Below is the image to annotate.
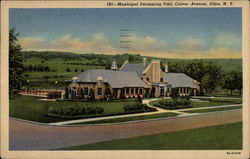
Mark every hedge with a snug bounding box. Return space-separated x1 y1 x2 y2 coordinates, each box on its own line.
48 105 104 117
155 98 192 109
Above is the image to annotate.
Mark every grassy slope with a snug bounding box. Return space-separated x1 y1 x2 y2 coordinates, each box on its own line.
10 96 136 123
71 112 179 125
61 122 242 150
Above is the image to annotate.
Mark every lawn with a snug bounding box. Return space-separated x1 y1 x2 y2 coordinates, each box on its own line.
70 112 179 125
10 96 137 123
149 100 238 110
61 122 242 150
182 106 242 113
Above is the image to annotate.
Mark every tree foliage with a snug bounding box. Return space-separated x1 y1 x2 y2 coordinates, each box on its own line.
89 88 95 100
9 28 24 99
202 62 222 93
222 70 242 95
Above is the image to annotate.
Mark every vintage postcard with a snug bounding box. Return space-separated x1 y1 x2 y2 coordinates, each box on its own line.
1 0 249 159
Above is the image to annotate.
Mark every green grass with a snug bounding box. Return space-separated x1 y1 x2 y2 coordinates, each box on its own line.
70 112 179 125
23 56 106 89
182 106 242 113
10 95 137 123
61 122 242 150
149 100 234 110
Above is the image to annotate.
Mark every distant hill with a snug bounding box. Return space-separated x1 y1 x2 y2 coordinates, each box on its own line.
22 51 242 72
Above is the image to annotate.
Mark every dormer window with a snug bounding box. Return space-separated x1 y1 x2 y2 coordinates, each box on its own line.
160 78 163 82
146 77 150 82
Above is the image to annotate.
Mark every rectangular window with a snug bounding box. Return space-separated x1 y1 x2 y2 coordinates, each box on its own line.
84 87 88 95
97 88 102 96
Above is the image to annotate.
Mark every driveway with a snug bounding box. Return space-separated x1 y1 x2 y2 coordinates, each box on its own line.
9 109 242 150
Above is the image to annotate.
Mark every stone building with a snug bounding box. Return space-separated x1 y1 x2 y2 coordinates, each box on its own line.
65 59 200 99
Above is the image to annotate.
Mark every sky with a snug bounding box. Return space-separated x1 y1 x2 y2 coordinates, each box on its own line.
10 8 242 58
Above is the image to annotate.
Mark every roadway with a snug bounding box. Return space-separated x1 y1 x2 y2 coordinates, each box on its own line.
9 109 242 150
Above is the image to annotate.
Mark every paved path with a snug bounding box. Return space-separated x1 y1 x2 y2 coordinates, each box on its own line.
10 109 242 150
48 97 241 125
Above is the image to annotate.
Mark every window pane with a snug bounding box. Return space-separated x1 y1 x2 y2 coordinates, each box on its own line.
98 88 102 95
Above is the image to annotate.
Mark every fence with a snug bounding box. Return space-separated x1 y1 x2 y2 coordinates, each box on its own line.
21 90 64 97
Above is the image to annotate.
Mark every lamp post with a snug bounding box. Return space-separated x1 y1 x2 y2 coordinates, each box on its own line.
55 81 58 92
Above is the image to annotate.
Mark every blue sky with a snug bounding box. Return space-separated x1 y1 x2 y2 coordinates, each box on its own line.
10 8 242 58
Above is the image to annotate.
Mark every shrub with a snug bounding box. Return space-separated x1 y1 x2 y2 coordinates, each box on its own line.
157 98 192 109
47 105 105 117
136 96 142 103
96 107 104 114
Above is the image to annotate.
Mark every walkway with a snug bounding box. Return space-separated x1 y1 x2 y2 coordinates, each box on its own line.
48 98 241 125
9 109 242 150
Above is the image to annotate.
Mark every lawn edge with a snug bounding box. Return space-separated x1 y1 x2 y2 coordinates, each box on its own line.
10 109 242 127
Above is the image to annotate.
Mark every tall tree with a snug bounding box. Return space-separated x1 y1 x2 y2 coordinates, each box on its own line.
222 70 238 95
181 60 206 95
202 62 222 94
9 28 24 99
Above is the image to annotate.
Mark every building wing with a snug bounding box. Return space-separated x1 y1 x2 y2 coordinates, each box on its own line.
166 73 197 88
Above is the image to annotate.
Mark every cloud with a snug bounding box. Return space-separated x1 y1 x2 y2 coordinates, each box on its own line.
125 35 166 52
19 33 241 58
20 34 118 53
177 38 206 51
213 34 241 51
19 37 46 49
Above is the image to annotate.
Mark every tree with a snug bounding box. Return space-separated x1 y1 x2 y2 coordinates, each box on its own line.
183 60 206 95
89 88 95 100
222 71 238 95
113 88 117 99
236 70 243 95
64 87 69 99
77 88 84 99
202 62 222 94
105 87 111 100
9 28 24 99
105 88 111 96
66 68 71 72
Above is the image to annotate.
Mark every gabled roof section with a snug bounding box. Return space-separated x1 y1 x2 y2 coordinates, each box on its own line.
120 63 144 76
67 69 149 88
166 73 197 88
120 62 151 76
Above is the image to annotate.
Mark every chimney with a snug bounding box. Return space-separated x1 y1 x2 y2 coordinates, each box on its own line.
143 58 147 66
165 64 168 73
111 59 118 70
